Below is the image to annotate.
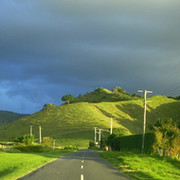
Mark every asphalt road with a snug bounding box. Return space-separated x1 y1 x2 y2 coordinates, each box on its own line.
18 149 131 180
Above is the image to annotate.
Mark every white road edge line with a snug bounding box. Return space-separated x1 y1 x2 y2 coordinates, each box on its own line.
81 174 84 180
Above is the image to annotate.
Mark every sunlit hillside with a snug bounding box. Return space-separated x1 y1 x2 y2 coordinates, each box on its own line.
0 94 179 147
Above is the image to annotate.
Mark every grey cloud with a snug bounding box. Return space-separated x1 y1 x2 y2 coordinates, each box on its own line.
0 0 180 113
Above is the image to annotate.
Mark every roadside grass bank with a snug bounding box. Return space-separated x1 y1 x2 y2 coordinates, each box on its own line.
99 151 180 180
0 149 72 180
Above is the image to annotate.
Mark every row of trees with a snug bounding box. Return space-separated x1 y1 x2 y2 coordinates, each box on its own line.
12 135 78 152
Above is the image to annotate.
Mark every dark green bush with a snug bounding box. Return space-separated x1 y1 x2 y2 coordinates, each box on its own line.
62 94 74 104
14 145 46 152
13 134 35 146
89 141 95 147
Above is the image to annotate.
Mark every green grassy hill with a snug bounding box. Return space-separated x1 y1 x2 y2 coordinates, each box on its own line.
0 110 28 126
0 95 179 147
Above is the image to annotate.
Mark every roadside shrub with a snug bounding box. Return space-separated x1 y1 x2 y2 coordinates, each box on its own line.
64 145 78 150
13 136 24 143
14 145 45 153
5 148 21 153
22 135 35 146
13 134 35 146
100 138 107 149
89 141 95 147
153 124 180 157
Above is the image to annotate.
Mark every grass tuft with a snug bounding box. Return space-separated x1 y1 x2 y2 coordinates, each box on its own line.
99 151 180 180
0 149 71 180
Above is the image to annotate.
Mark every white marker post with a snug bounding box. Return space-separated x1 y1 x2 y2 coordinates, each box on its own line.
94 127 97 144
110 118 113 135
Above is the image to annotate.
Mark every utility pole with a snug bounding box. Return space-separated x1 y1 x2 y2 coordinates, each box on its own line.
98 128 102 142
94 127 97 144
138 90 153 153
39 126 42 144
30 125 33 135
110 118 113 135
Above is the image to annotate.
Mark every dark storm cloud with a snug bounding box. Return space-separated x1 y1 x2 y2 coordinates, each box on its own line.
0 0 180 113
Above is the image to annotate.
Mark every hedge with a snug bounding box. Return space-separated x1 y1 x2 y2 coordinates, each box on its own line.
110 132 155 154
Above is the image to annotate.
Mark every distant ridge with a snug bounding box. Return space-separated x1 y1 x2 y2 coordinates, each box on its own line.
0 110 28 126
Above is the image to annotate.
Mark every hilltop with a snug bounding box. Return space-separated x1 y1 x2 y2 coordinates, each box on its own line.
62 87 143 103
0 110 28 126
0 91 179 147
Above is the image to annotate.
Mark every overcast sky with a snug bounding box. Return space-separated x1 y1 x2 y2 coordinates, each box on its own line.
0 0 180 114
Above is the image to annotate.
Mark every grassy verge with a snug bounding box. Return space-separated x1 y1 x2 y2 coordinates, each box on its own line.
99 151 180 180
0 149 71 180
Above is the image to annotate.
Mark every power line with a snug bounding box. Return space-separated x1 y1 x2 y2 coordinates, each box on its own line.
145 61 180 96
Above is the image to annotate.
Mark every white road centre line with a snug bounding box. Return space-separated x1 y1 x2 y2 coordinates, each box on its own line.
81 174 84 180
81 165 83 169
82 160 84 163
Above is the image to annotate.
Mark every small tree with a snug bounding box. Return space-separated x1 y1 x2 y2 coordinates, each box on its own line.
62 94 74 104
22 134 35 146
42 137 53 148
